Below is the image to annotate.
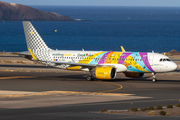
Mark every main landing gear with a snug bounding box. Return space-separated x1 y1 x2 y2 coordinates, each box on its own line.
86 75 94 81
86 68 95 81
152 72 157 82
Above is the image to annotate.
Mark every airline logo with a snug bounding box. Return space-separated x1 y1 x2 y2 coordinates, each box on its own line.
77 53 89 57
64 54 71 56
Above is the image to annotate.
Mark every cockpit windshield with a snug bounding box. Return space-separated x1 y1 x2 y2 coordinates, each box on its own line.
159 58 171 62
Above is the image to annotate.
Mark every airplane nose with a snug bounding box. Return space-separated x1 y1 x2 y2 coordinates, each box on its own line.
170 62 178 71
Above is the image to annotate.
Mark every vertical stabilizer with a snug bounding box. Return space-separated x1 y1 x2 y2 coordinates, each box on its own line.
22 21 51 61
23 21 50 51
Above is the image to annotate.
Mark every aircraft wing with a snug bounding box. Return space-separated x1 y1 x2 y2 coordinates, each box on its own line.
50 61 97 68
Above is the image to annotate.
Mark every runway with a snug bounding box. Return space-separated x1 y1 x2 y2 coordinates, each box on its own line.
0 66 180 119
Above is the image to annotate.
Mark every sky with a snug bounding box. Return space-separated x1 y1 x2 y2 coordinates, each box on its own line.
2 0 180 7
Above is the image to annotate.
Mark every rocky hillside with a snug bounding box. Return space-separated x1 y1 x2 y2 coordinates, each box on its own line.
0 1 74 21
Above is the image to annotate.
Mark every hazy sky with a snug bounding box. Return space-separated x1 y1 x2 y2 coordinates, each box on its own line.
2 0 180 6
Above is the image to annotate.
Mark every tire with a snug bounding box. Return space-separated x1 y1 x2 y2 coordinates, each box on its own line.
152 78 157 82
86 76 92 81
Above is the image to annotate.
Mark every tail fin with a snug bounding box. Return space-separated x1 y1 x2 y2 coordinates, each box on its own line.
22 21 51 61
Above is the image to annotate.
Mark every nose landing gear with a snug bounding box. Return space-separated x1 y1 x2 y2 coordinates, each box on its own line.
152 73 157 82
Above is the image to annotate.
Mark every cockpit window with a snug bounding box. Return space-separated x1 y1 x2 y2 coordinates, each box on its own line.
159 58 171 62
166 59 171 61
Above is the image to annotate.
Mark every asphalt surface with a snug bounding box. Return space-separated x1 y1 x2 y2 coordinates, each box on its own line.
0 64 180 120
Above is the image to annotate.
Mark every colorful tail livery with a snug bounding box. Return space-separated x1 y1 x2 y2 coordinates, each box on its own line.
22 21 177 82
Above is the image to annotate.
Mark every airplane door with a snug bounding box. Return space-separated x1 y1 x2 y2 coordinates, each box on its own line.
149 55 154 66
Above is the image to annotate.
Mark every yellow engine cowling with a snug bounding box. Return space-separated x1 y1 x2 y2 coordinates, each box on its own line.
124 72 144 78
95 66 116 80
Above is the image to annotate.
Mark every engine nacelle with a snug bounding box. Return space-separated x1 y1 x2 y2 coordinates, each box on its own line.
124 72 144 78
95 66 116 80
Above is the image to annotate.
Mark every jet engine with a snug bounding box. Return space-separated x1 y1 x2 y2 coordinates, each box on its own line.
124 72 144 78
95 66 116 80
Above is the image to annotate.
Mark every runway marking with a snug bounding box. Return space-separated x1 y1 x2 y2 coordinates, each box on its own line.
96 82 123 93
0 76 37 80
117 87 180 92
0 76 124 93
0 90 134 98
0 77 125 97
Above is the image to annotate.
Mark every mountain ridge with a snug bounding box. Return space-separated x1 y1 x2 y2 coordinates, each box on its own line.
0 1 75 21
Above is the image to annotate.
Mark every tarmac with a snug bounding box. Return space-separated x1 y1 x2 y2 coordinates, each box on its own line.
0 54 180 119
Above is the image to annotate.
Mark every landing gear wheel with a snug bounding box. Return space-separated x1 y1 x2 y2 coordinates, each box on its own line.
152 72 157 82
152 78 157 82
86 75 94 81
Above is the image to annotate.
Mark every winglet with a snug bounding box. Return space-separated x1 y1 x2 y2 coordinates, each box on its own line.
28 48 37 60
121 46 126 52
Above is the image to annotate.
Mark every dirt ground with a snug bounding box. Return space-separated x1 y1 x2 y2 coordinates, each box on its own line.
104 107 180 116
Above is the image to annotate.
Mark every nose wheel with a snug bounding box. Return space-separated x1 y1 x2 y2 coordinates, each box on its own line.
152 73 157 82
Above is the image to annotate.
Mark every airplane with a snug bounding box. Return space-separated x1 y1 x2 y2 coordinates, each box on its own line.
22 21 178 82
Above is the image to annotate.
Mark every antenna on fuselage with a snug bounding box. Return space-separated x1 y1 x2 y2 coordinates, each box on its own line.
152 50 154 53
121 46 126 52
82 48 84 51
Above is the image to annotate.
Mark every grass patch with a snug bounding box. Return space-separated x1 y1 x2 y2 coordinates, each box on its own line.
3 60 12 63
140 107 149 111
130 107 138 112
149 106 154 110
100 109 107 113
155 105 162 110
17 61 24 64
175 103 180 107
167 104 173 108
148 111 155 115
159 111 167 116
